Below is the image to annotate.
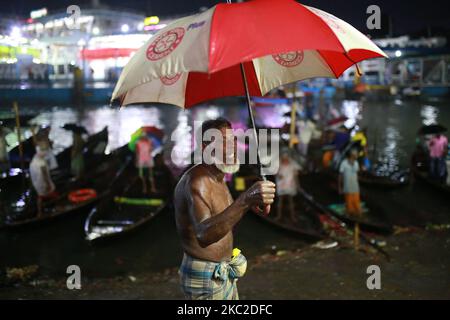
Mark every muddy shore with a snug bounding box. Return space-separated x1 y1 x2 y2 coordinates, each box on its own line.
2 228 449 300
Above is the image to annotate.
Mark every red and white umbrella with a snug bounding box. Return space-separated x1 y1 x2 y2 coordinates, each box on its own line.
112 0 386 108
112 0 386 177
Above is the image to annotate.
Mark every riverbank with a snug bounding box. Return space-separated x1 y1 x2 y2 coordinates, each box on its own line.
2 228 449 300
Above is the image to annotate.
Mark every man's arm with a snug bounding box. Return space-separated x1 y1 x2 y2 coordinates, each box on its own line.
188 178 275 248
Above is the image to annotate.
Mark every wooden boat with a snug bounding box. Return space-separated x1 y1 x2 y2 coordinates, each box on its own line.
411 153 450 194
357 170 410 189
299 173 394 235
325 201 393 234
8 126 108 170
254 195 328 241
230 172 327 241
0 146 125 229
84 161 172 242
1 127 108 191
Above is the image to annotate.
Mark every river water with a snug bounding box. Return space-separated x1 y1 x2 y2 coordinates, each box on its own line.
1 97 449 278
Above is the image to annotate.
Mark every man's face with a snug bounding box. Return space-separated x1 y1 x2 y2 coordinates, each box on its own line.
206 125 239 174
219 126 237 166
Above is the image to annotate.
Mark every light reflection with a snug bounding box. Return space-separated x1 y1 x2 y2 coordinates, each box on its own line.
420 105 439 126
170 111 192 173
375 125 402 176
341 100 361 129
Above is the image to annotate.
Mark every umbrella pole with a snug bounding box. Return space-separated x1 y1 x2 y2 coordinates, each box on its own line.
289 85 298 149
239 63 266 181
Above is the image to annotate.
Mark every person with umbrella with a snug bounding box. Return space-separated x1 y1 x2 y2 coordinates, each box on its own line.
63 124 88 180
110 0 386 299
135 132 156 194
428 132 448 183
174 118 276 300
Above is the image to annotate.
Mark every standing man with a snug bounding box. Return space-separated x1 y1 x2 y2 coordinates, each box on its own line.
275 150 301 222
338 149 361 248
428 133 448 183
174 118 276 300
297 117 320 158
30 147 58 217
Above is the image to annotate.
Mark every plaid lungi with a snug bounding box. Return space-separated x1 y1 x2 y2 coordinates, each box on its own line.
179 251 247 300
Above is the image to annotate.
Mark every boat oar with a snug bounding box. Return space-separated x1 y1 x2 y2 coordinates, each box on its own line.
13 102 25 172
298 187 391 261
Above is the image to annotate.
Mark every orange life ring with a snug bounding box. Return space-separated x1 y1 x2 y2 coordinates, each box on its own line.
68 189 97 203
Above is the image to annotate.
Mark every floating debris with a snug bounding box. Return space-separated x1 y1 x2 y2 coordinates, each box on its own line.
312 240 339 250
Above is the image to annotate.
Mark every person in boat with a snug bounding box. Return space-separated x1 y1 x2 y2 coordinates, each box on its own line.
174 118 276 300
135 133 156 194
0 126 10 173
326 125 350 169
33 126 58 171
321 129 336 169
71 131 85 180
30 146 58 217
351 128 370 171
275 150 301 222
338 148 361 216
428 133 449 183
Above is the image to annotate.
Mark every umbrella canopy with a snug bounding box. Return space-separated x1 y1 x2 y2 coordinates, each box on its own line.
112 0 386 107
62 124 88 134
128 126 164 152
418 124 447 135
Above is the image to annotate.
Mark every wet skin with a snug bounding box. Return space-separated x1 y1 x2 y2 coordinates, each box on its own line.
174 126 276 262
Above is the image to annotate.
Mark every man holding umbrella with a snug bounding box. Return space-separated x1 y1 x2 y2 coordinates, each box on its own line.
428 133 448 183
110 0 387 300
174 118 276 300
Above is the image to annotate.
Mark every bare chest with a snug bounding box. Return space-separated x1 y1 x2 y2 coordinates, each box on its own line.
209 182 234 215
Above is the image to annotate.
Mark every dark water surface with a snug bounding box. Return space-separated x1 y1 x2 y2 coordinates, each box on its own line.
1 98 449 277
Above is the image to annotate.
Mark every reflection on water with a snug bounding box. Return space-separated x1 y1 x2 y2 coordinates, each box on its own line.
375 125 402 176
4 98 450 176
420 105 439 126
341 100 362 129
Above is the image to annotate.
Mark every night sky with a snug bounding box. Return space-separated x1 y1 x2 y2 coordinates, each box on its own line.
4 0 450 37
